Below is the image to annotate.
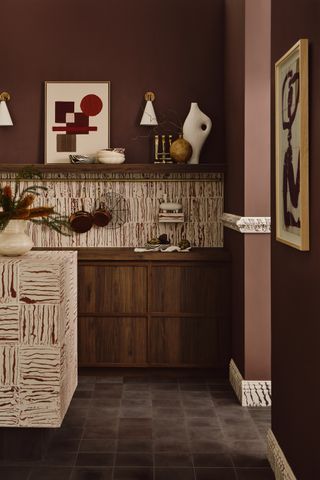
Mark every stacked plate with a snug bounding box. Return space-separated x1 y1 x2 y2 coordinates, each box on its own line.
97 148 125 164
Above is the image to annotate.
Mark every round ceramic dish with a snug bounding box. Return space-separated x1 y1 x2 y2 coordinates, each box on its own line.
97 156 125 164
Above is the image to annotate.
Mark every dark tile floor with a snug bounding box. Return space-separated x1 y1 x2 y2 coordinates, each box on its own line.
0 374 274 480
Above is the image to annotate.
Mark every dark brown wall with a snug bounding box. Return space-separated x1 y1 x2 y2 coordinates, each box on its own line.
0 0 224 164
271 0 320 477
224 0 245 374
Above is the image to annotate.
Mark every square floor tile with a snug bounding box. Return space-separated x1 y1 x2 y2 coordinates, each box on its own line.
96 377 123 384
54 427 84 441
191 439 229 453
195 468 237 479
236 468 275 479
192 453 233 467
113 467 153 480
75 453 114 467
154 453 193 467
118 419 152 439
0 466 32 480
71 467 112 479
154 467 195 480
120 408 153 419
115 453 153 467
117 439 153 453
83 427 118 440
184 408 215 418
153 407 185 418
154 438 190 453
29 467 72 480
229 441 269 468
49 438 81 453
42 452 78 467
79 439 117 453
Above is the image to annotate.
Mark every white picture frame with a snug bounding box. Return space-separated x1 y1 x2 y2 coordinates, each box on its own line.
45 81 110 164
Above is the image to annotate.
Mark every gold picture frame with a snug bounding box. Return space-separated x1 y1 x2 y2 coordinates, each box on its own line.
275 39 309 250
45 81 110 164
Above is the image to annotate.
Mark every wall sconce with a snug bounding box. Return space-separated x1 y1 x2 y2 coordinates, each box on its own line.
140 91 158 126
0 92 13 126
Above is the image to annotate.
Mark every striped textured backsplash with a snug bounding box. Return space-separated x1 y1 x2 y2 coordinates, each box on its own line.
0 171 224 248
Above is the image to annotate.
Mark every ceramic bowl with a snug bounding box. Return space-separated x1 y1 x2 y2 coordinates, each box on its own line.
97 156 125 164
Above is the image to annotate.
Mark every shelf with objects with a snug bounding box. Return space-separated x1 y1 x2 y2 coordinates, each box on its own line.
0 163 226 174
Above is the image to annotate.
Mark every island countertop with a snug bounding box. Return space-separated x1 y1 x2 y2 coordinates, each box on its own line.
33 247 231 262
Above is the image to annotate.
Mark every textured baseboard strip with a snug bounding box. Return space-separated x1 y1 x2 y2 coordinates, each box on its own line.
229 359 243 403
229 359 271 407
267 430 297 480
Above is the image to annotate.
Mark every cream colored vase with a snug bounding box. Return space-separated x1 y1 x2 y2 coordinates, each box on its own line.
183 102 212 164
0 220 33 256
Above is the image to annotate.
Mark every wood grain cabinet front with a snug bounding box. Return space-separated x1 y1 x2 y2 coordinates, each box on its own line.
78 316 147 366
78 256 231 368
78 264 148 314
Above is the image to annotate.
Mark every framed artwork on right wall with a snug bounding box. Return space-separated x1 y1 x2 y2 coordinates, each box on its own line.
275 39 309 251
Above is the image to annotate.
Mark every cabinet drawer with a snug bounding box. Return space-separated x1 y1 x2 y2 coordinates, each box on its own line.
150 265 229 315
79 316 147 366
148 316 219 366
78 264 147 314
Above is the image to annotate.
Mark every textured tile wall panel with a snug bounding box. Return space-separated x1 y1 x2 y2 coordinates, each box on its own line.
0 251 77 427
20 305 59 346
0 387 19 426
0 305 19 342
1 172 224 248
0 346 18 386
19 264 61 304
0 262 18 304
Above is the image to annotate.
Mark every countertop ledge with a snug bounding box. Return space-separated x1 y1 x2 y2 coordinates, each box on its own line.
33 247 231 262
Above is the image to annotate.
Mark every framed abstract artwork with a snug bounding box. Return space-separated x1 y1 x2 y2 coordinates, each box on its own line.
45 81 110 163
275 39 309 251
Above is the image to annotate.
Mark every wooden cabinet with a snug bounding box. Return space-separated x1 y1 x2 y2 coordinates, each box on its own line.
78 249 231 368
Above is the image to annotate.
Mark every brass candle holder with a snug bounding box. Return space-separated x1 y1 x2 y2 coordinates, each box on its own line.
154 134 174 163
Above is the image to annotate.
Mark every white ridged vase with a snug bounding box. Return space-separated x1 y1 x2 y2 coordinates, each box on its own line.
183 102 212 164
0 220 33 256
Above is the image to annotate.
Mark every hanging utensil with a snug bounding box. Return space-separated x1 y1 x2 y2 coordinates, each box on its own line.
69 199 93 233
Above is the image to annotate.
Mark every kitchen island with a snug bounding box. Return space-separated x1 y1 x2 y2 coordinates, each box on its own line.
0 251 77 428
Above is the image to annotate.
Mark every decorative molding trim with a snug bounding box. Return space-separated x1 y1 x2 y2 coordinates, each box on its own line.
221 213 271 233
229 359 272 407
267 430 297 480
229 358 243 404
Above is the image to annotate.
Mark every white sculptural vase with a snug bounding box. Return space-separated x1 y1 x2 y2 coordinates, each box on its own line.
183 102 212 164
0 220 34 256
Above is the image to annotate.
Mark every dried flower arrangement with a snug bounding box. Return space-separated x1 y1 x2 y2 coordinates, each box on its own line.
0 169 70 235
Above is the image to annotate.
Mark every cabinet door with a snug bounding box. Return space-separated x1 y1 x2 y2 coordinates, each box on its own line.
79 316 147 366
78 264 147 314
150 264 229 315
149 316 219 366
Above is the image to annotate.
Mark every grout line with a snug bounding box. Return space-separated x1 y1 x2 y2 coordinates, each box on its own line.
179 380 197 480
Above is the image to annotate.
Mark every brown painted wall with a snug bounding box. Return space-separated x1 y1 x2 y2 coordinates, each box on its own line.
224 0 245 374
0 0 224 164
244 0 271 380
271 0 320 477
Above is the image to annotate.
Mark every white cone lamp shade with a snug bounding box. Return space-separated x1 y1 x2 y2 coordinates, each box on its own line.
140 92 158 126
0 92 13 126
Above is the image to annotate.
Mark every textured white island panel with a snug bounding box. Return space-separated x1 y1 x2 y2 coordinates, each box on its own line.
0 251 77 428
